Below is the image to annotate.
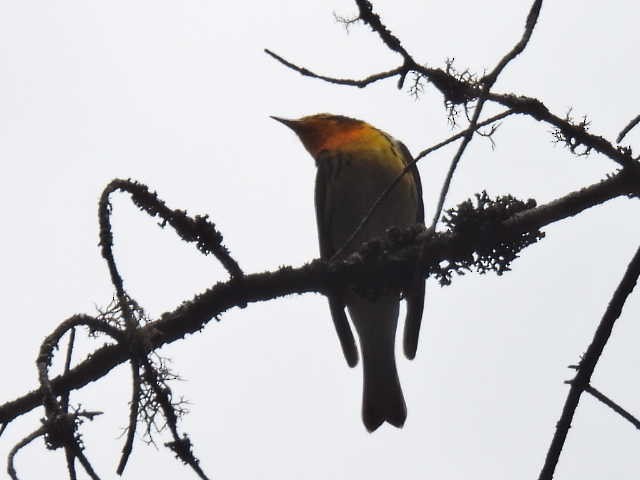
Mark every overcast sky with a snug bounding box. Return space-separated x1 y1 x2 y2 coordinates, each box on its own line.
2 1 640 479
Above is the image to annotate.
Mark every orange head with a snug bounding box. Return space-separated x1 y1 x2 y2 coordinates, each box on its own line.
271 113 386 158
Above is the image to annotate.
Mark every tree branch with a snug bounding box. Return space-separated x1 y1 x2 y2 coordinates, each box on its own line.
538 243 640 480
267 0 637 170
584 384 640 430
1 170 637 426
264 49 403 88
617 113 640 143
7 426 47 480
482 0 543 86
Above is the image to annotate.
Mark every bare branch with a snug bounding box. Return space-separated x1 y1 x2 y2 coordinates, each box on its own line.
538 243 640 480
7 426 46 480
140 357 210 479
584 384 640 430
269 0 547 233
268 47 638 169
61 327 79 480
617 114 640 143
69 439 101 480
431 0 543 228
353 0 412 61
429 96 487 228
1 171 637 429
501 174 637 231
37 316 124 422
268 0 637 170
7 411 103 480
415 110 513 160
35 316 120 479
100 179 243 282
60 327 76 413
64 447 77 480
482 0 543 85
98 179 238 474
97 181 225 473
264 49 403 88
116 361 141 475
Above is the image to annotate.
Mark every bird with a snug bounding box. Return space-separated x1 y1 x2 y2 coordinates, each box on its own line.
272 113 425 432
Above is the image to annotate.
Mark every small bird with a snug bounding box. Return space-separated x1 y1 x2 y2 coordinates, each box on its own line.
272 113 425 432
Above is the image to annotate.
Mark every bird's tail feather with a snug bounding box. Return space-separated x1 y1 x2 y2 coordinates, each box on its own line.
348 294 406 432
360 340 406 432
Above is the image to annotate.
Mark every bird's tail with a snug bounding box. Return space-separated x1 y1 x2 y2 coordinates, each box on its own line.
348 294 406 432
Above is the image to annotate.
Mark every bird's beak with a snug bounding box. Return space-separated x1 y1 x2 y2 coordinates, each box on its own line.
270 116 299 130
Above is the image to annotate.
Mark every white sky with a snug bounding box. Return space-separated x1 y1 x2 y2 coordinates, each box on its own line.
1 1 640 479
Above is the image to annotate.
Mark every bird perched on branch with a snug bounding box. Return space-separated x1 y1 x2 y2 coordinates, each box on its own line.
272 113 425 432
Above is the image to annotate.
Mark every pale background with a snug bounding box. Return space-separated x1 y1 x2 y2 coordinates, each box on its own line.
1 1 640 478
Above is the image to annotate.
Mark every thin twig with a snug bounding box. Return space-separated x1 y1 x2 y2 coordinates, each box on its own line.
116 360 141 475
65 447 77 480
264 49 403 88
37 316 125 418
415 110 514 160
584 384 640 430
100 180 243 280
7 426 47 480
353 0 412 60
429 96 487 228
538 243 640 480
617 114 640 143
431 0 544 229
491 92 637 167
98 183 138 336
60 327 76 412
61 327 78 480
140 358 210 480
71 443 102 480
482 0 543 86
99 182 145 474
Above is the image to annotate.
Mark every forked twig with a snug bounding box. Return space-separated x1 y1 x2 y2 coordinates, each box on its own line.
430 0 543 228
538 244 640 480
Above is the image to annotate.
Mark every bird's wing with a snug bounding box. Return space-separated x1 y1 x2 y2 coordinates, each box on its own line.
396 140 425 224
395 140 426 360
315 155 359 367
